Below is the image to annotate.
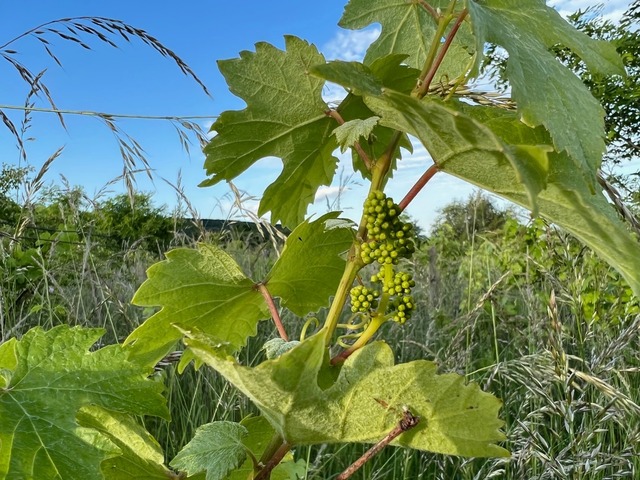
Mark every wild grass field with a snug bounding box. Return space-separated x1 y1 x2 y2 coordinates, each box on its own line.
2 183 638 479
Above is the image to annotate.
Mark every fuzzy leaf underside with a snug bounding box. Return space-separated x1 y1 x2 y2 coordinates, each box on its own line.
312 62 550 215
467 0 626 189
0 326 168 480
266 213 354 315
201 36 339 228
125 244 269 368
226 416 306 480
339 0 474 80
333 116 380 153
170 422 248 480
366 90 640 297
76 406 175 479
184 329 507 458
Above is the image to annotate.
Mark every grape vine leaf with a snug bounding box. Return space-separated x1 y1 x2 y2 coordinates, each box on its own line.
339 0 474 79
0 325 168 480
333 116 380 153
312 62 550 216
467 0 626 189
76 406 177 479
226 416 305 480
125 244 269 367
169 422 248 480
363 89 640 296
0 338 17 389
182 329 508 458
201 36 338 228
266 212 354 315
127 214 353 367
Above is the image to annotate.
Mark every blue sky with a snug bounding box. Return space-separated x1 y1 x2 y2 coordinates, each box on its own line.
0 0 633 231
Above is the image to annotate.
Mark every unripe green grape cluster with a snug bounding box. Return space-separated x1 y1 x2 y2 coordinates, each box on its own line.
370 267 416 324
360 191 415 265
389 294 415 324
349 285 379 313
371 269 415 296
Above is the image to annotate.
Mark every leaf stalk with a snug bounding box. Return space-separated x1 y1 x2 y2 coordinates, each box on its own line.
398 163 439 212
256 283 289 341
336 407 420 479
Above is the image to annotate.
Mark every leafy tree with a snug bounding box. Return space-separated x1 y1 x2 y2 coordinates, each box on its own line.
95 193 176 252
562 2 640 167
0 163 30 225
429 192 511 245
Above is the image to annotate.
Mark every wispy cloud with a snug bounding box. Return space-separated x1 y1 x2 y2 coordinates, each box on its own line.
320 27 381 104
322 27 380 62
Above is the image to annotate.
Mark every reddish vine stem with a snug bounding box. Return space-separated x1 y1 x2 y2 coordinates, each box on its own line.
256 283 289 341
398 163 439 212
336 409 420 480
417 8 469 98
254 441 291 480
419 0 440 21
326 109 373 170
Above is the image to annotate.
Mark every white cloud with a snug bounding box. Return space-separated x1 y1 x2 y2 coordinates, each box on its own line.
320 27 382 104
322 27 380 62
315 185 345 201
548 0 631 21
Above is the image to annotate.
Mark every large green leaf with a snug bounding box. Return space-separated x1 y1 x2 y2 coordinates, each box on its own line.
266 213 354 316
183 329 507 458
126 214 355 367
0 326 168 480
312 61 550 215
467 0 626 188
125 244 269 367
76 406 177 479
364 90 640 296
340 0 473 79
201 36 338 228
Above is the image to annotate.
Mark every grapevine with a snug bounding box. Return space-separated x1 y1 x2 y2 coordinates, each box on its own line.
2 0 635 478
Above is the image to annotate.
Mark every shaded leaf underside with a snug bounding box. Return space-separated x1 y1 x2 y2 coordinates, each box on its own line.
467 0 626 189
184 329 507 458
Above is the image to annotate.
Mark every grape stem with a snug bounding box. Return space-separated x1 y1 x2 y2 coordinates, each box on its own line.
398 163 439 212
336 407 420 479
256 283 288 341
415 8 469 99
418 0 440 21
323 254 363 342
254 440 291 480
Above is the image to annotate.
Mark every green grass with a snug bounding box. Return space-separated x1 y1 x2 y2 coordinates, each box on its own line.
2 200 639 479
